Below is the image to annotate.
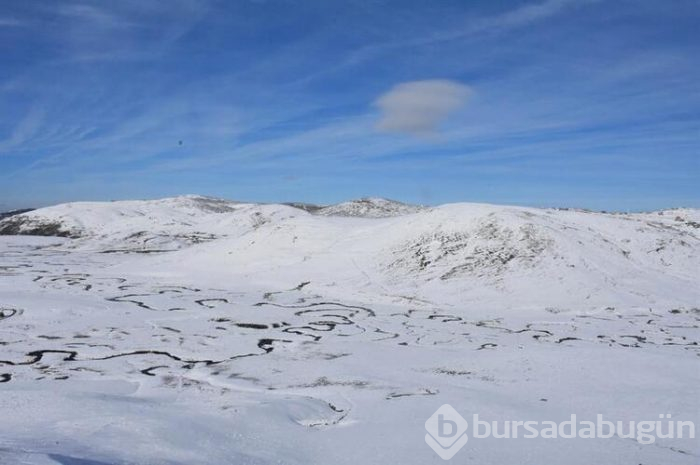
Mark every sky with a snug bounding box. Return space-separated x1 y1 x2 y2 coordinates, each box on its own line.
0 0 698 211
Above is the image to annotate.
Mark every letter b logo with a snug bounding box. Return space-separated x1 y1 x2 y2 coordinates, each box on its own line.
438 414 458 438
425 405 468 460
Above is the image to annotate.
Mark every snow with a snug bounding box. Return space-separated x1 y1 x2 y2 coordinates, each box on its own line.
314 197 426 217
0 197 698 464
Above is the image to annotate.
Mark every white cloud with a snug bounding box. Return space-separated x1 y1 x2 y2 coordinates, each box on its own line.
374 80 471 136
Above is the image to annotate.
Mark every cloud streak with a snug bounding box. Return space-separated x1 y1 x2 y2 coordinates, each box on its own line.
0 18 23 27
0 106 46 154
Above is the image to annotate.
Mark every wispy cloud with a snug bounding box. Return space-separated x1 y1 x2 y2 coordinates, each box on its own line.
298 0 595 85
57 4 136 28
470 0 592 34
29 0 210 62
0 106 46 154
410 0 598 48
0 17 23 27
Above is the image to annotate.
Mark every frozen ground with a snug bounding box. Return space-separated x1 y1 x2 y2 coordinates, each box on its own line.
0 197 698 464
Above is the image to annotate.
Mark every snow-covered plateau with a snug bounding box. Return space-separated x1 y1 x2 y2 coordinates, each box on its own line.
0 196 698 464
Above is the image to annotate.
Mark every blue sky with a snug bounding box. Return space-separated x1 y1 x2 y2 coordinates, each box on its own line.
0 0 698 211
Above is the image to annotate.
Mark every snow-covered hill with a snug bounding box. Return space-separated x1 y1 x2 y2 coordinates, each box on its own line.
0 195 301 251
1 196 698 309
0 196 423 247
1 196 699 464
0 208 34 221
314 197 426 217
